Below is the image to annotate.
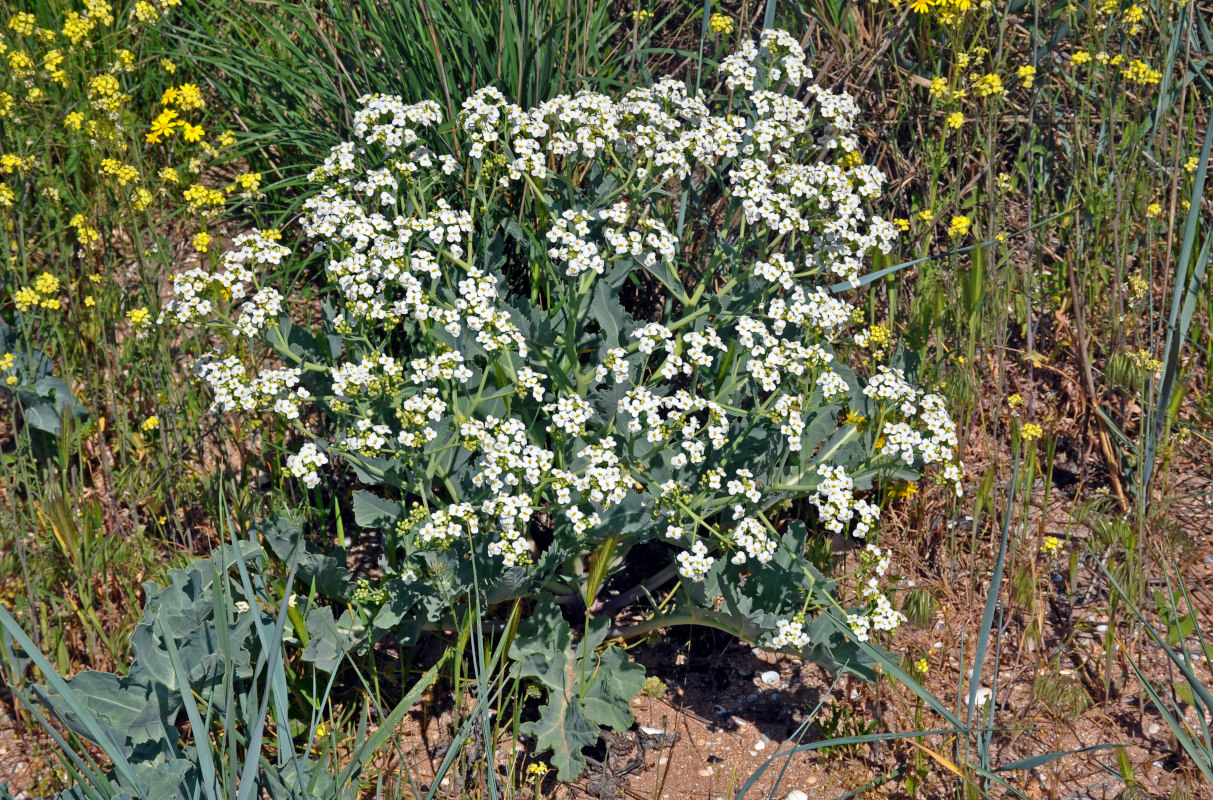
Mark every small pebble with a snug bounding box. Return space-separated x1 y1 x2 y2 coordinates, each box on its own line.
964 686 993 707
754 741 766 751
1147 723 1161 735
761 670 781 686
786 791 809 800
698 768 714 777
752 647 764 657
1096 624 1108 633
769 692 780 701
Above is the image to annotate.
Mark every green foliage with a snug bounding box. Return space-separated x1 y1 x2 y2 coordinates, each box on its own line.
510 598 645 780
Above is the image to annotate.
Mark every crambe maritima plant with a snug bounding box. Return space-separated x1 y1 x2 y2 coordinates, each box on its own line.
167 29 963 777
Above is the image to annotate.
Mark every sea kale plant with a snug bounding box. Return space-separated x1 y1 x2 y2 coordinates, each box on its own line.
167 28 962 774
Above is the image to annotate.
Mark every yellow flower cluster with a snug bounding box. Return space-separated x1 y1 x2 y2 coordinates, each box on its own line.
1122 59 1161 86
101 158 141 186
183 183 224 215
70 213 101 247
947 215 971 238
1020 423 1043 442
709 13 734 34
894 0 977 25
971 73 1004 98
12 271 62 312
227 172 262 197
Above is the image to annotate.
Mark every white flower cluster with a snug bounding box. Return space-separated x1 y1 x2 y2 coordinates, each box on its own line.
729 516 776 565
287 443 329 489
771 618 811 649
172 30 965 655
810 464 881 538
159 231 288 328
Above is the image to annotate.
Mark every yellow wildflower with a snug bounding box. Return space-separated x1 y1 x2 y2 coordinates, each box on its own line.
972 73 1004 97
893 218 910 231
161 58 176 74
1041 536 1062 554
33 272 60 295
1017 65 1036 88
132 1 159 23
65 111 85 130
1183 156 1199 173
709 13 734 34
917 209 935 223
127 306 151 328
84 296 96 307
173 83 205 110
182 122 205 143
193 231 212 252
0 185 13 208
14 287 39 311
1071 51 1091 66
946 111 964 129
133 188 153 212
141 416 160 432
1146 202 1162 218
216 130 237 148
8 13 37 36
947 215 971 237
1008 393 1023 408
1122 59 1161 85
1020 423 1043 442
159 167 179 183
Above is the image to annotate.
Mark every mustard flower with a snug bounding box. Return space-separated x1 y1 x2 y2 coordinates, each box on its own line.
65 111 85 130
8 12 37 36
33 272 60 295
1020 423 1043 442
133 188 154 212
141 415 160 432
1122 59 1161 85
1041 536 1062 554
0 93 13 117
928 78 949 99
709 13 734 34
193 231 212 252
161 58 176 73
174 83 205 109
946 111 964 129
917 209 935 223
133 1 159 23
893 218 910 231
13 287 39 311
972 73 1004 97
915 657 929 674
1183 156 1199 173
159 166 179 183
127 306 151 328
947 215 971 237
84 296 96 308
1071 51 1091 66
1017 65 1036 88
1146 202 1162 218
